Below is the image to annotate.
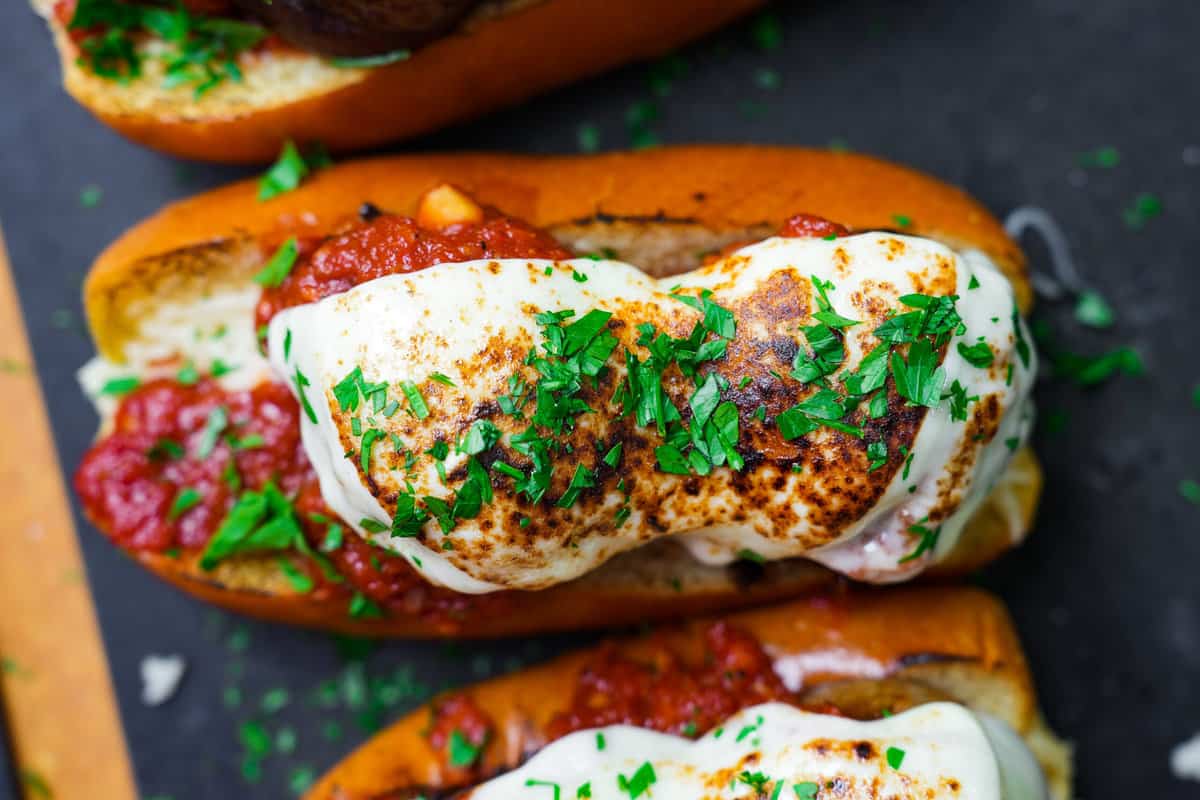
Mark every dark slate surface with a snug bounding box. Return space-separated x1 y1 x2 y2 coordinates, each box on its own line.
2 1 1198 797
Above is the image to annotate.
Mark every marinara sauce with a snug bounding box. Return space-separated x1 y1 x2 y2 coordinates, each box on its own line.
255 211 571 328
545 622 794 739
425 621 806 774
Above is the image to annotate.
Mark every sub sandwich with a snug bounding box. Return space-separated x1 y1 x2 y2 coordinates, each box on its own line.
306 586 1070 799
31 0 761 162
74 146 1042 636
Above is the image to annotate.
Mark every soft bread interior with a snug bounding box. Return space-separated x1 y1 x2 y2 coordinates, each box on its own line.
82 215 1041 608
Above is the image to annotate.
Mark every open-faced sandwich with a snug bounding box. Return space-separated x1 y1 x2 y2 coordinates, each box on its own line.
75 146 1041 637
30 0 762 161
307 586 1070 799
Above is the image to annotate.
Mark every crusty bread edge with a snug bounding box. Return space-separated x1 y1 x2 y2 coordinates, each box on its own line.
87 147 1031 360
34 0 764 162
78 146 1042 637
305 586 1071 800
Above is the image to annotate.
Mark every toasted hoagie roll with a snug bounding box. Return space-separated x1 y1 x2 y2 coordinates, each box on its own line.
30 0 762 162
307 586 1071 799
75 147 1042 636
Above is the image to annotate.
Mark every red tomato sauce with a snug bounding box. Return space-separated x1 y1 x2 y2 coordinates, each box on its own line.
779 213 850 239
545 622 794 740
74 379 521 621
426 694 494 779
426 622 810 774
255 212 571 328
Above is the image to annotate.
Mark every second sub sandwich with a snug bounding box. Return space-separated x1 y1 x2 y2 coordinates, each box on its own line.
75 146 1041 636
307 586 1070 799
32 0 762 161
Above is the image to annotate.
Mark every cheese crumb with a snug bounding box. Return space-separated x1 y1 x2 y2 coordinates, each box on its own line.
1170 732 1200 782
140 654 186 706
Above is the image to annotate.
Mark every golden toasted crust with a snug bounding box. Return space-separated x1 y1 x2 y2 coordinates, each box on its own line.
79 147 1041 637
136 543 839 637
305 586 1071 800
35 0 763 163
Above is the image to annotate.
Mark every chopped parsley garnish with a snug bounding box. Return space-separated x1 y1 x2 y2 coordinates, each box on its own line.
211 358 236 377
602 442 623 468
886 745 906 769
360 428 384 473
292 367 318 424
167 487 202 520
1123 192 1163 229
736 548 766 564
525 779 562 800
617 761 657 799
67 0 266 96
867 440 888 471
253 237 299 287
1074 289 1115 328
277 557 314 593
738 771 771 793
460 420 501 455
399 380 430 419
1051 345 1142 386
793 782 819 800
577 123 601 154
320 522 344 552
348 592 383 619
175 361 200 385
200 482 307 570
147 437 184 461
556 464 596 508
945 380 979 422
196 405 228 458
809 275 859 329
957 340 995 368
750 11 782 51
655 444 690 475
891 340 946 408
258 140 330 201
610 291 741 476
1077 146 1120 168
99 376 140 396
899 522 941 563
447 729 484 767
80 184 103 208
359 518 388 534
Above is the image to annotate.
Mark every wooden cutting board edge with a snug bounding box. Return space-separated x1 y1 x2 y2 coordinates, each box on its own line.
0 225 137 799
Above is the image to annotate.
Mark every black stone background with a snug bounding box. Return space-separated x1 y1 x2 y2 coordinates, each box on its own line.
1 1 1198 797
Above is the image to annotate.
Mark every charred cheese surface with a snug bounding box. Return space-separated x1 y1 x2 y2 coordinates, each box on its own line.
267 233 1035 593
463 702 1049 800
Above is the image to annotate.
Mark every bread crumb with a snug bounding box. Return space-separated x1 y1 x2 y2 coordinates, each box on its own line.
1170 732 1200 782
140 654 186 706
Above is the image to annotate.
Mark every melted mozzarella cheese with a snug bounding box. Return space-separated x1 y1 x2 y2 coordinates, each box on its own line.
267 233 1035 593
465 702 1048 800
